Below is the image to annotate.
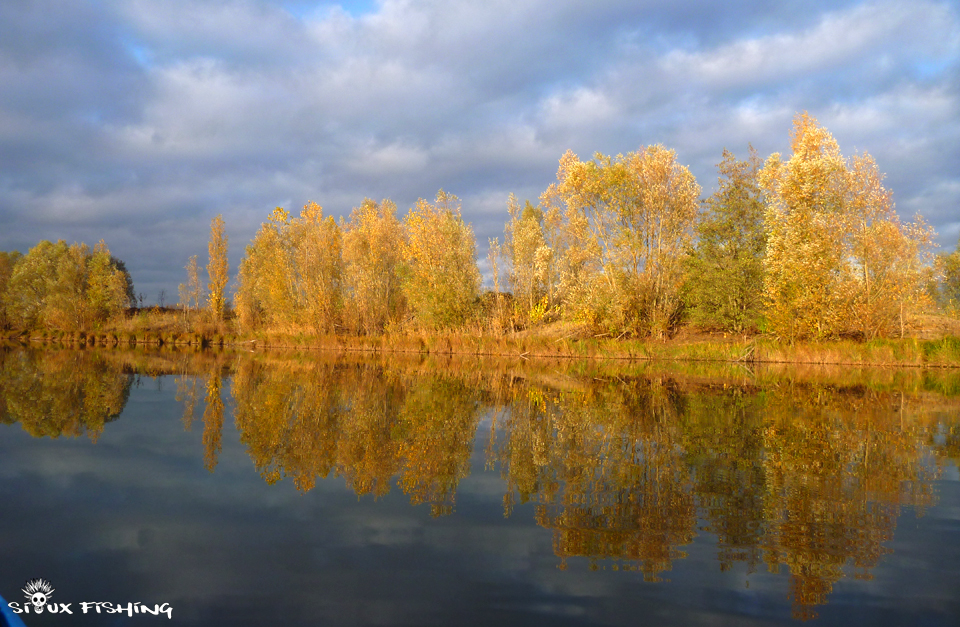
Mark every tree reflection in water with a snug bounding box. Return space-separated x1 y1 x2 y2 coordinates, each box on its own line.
0 348 129 441
2 347 959 620
231 358 481 516
225 355 957 620
491 375 950 620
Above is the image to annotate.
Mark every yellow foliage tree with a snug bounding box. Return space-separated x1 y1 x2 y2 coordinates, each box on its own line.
236 204 343 333
45 242 91 330
6 239 131 331
0 250 21 329
342 198 405 335
236 207 294 331
502 194 552 326
178 255 204 319
207 214 229 322
540 146 700 336
760 113 934 340
400 190 481 330
290 202 343 333
86 240 132 323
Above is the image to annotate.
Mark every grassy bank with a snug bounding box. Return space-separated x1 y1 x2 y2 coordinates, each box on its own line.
5 308 960 368
9 339 960 404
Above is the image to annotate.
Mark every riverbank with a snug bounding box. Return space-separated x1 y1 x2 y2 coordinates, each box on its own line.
5 322 960 368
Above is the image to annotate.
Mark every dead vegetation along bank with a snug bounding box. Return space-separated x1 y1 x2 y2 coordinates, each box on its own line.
5 325 960 368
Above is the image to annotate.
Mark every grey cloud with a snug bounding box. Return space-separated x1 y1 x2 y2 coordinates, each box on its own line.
115 0 315 68
1 0 959 298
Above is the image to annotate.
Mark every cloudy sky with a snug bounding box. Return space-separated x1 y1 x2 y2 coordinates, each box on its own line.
2 0 959 301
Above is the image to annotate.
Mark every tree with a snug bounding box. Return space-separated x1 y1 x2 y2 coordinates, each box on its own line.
936 236 960 312
207 214 229 322
503 195 551 325
110 256 136 307
235 204 343 333
236 207 292 331
0 250 22 329
539 153 602 328
178 254 204 318
342 198 405 335
6 239 131 330
759 113 933 340
46 242 92 330
289 202 343 333
86 240 133 322
540 147 701 336
684 148 766 332
7 240 68 328
400 190 481 330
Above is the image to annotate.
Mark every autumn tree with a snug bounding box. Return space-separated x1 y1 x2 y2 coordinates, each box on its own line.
684 148 766 332
110 256 136 307
541 147 701 336
935 236 960 312
0 250 22 329
760 113 934 340
289 202 343 333
236 207 293 331
538 153 601 327
178 255 204 319
207 214 229 322
86 240 133 322
235 204 343 333
5 239 131 330
400 190 481 330
7 240 66 328
342 198 405 335
47 242 95 330
502 194 552 326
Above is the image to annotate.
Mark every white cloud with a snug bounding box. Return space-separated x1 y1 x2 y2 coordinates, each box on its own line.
540 87 620 130
826 84 958 136
115 0 309 66
348 140 429 174
661 0 959 88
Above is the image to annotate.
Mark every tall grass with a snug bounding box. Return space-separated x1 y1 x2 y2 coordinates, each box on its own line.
7 307 960 368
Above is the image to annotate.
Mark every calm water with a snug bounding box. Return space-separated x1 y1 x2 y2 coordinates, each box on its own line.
1 347 959 626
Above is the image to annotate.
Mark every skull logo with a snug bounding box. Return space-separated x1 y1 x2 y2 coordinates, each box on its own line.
22 578 54 613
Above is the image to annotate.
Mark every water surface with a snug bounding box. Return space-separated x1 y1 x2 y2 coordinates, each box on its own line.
1 347 958 625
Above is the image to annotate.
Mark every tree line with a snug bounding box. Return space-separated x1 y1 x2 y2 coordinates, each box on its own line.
1 112 957 341
0 215 229 334
233 191 480 335
228 112 949 341
0 240 134 332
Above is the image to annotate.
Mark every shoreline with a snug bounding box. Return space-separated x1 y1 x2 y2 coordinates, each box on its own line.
4 327 960 369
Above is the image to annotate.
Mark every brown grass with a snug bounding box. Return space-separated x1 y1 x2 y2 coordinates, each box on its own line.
6 309 960 367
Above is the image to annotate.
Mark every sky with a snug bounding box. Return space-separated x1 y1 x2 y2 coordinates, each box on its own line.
1 0 959 302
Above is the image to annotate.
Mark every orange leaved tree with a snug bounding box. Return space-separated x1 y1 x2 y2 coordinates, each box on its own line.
759 113 933 340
